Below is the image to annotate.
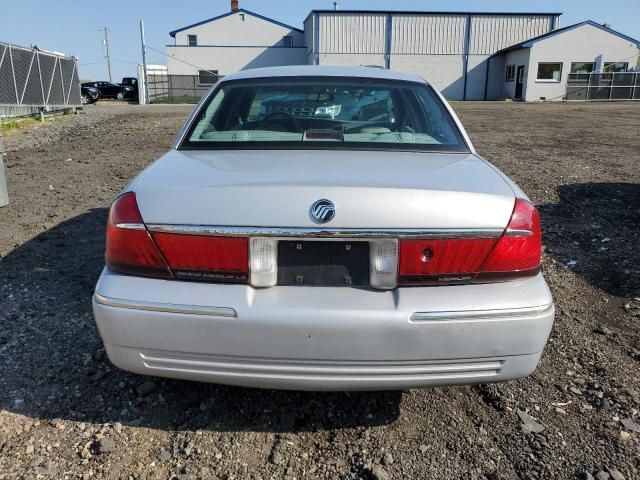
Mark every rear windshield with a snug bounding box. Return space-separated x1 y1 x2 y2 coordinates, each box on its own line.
180 77 468 152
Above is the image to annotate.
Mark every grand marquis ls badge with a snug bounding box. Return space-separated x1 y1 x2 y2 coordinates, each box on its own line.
310 199 335 224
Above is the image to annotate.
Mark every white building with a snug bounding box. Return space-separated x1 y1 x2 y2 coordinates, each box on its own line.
166 3 639 101
167 1 305 85
304 10 562 100
490 21 640 101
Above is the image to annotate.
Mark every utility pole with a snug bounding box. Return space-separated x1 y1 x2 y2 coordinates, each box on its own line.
101 27 112 82
139 20 149 104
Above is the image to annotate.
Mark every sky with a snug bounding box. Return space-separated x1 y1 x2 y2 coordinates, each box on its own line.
2 0 639 81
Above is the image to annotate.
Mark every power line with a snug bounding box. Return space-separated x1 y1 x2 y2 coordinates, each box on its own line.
145 44 218 75
111 57 138 65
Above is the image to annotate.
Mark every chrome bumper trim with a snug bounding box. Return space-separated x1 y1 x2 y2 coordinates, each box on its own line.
139 350 504 378
410 304 553 322
505 228 533 237
115 223 146 231
94 293 237 318
145 224 504 239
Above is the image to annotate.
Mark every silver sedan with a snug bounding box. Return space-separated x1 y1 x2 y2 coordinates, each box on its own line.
93 66 554 391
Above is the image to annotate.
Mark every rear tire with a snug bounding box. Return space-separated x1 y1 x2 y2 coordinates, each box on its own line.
116 91 125 101
81 94 90 105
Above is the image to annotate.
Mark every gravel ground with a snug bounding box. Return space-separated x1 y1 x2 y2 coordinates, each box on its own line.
0 101 639 480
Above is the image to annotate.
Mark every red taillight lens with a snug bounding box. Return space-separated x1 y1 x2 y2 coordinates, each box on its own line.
398 198 541 285
105 193 249 283
481 198 541 274
151 233 249 283
399 238 497 285
105 192 173 278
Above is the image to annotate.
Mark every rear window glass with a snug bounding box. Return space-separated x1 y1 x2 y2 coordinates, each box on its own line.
181 77 468 152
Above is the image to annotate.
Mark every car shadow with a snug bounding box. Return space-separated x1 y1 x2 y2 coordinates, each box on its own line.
538 182 640 298
0 208 401 432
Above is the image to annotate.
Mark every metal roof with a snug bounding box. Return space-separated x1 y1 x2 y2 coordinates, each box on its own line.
169 8 303 38
304 10 562 24
222 65 426 83
493 20 640 55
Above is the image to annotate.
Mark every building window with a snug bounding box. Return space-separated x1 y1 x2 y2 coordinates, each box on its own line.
198 70 219 85
282 36 293 48
570 62 595 74
603 62 628 72
505 65 515 82
188 35 198 47
536 62 563 81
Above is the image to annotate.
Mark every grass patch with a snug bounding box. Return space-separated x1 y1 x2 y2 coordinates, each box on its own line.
0 117 40 135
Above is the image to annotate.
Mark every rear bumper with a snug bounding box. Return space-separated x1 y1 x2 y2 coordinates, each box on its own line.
93 268 554 391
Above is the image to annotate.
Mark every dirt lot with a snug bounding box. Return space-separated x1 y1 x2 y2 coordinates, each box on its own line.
0 101 639 480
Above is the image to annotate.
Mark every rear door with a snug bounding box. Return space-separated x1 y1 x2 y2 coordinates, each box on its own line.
515 66 525 99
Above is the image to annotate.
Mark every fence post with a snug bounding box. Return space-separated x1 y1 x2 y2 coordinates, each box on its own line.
609 73 614 100
0 125 9 207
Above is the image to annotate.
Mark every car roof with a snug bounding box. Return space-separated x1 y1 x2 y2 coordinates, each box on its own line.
222 66 427 84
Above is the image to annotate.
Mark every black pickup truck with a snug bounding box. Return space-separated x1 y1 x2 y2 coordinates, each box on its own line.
119 77 139 97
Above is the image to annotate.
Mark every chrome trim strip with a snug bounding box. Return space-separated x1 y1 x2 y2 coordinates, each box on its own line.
115 223 146 231
146 224 504 239
94 293 237 318
410 304 554 322
505 229 533 237
142 364 499 381
140 352 503 375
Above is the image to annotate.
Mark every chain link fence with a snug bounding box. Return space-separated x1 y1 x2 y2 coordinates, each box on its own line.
148 73 221 104
566 72 640 101
0 42 81 117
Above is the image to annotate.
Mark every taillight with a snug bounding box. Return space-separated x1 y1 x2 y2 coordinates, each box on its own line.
105 192 249 283
105 192 173 278
399 238 497 285
480 198 541 275
398 198 541 285
151 233 248 283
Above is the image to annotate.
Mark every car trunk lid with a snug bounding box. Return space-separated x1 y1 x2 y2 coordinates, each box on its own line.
133 149 515 230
